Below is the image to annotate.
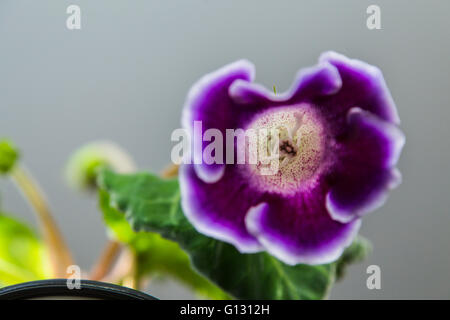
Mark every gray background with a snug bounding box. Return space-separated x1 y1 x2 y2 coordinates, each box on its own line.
0 0 449 299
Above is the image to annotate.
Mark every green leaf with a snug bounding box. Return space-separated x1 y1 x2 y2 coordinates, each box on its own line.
0 213 50 286
0 140 19 175
335 235 371 281
98 169 336 300
99 190 230 299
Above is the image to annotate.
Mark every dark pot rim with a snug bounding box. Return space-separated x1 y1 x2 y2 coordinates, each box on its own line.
0 279 157 300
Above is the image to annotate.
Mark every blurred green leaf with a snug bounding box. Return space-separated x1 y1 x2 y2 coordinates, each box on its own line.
0 214 50 287
0 140 19 175
97 169 338 300
99 190 230 299
335 235 371 281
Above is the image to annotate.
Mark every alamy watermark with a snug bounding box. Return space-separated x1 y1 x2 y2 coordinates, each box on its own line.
170 121 306 176
366 264 381 290
66 265 81 290
66 5 81 30
366 5 381 30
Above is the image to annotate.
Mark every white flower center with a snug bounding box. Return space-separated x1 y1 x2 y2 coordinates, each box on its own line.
242 104 327 195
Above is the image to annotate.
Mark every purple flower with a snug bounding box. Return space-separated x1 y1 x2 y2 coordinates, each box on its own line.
179 52 405 265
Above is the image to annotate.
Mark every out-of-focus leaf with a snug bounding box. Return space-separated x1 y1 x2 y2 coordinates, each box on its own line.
97 169 336 300
0 140 19 175
0 214 50 287
99 190 230 299
335 236 371 280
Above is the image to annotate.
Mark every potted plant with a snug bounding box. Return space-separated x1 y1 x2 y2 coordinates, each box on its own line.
0 52 404 300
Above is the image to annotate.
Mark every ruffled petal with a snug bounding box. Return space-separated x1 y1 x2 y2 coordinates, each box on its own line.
229 62 342 107
245 185 361 265
285 62 343 102
179 164 263 253
182 60 255 183
326 168 401 224
341 107 405 169
317 51 400 126
326 107 405 223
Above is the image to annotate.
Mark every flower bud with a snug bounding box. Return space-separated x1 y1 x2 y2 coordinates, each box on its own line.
65 141 136 191
0 139 19 174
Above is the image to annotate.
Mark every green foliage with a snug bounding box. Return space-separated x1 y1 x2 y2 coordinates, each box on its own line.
99 190 230 299
0 140 19 174
97 169 361 300
335 236 371 280
0 214 49 286
0 139 49 286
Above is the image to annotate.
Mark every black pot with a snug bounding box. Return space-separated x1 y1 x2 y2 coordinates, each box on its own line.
0 279 157 300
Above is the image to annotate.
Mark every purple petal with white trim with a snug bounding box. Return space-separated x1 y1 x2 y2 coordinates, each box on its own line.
245 184 361 265
182 60 255 183
326 108 405 223
179 164 263 253
317 51 400 128
229 61 342 107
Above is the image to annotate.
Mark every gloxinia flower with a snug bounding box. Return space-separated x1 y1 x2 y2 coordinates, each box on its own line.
179 52 405 265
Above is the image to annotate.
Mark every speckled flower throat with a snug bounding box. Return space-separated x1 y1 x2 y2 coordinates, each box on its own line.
243 105 327 195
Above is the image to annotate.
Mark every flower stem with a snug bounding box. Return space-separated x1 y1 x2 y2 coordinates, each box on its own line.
11 165 74 278
100 248 132 283
161 164 179 178
89 240 121 280
121 249 139 290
